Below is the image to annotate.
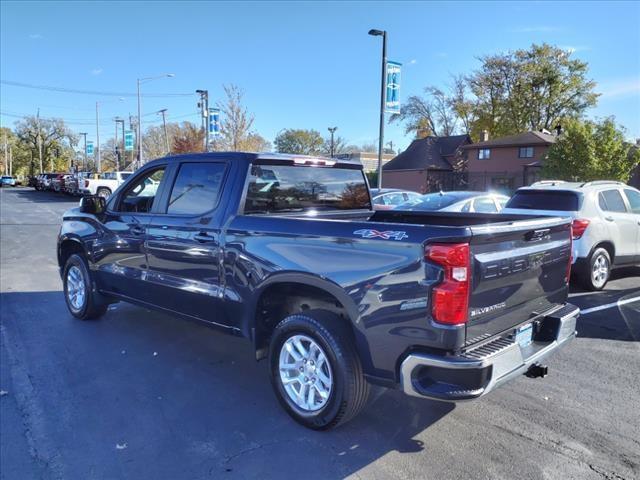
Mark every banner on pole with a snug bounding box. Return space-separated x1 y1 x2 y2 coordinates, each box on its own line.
86 141 94 155
208 108 220 135
124 131 134 151
385 61 402 114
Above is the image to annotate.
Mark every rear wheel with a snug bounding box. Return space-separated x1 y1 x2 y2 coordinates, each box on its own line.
63 254 108 320
269 310 369 430
581 247 611 291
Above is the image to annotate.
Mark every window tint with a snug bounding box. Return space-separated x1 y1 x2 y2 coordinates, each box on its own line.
244 165 370 214
383 192 406 206
623 189 640 214
461 201 472 212
167 162 226 215
118 167 165 213
474 197 498 213
505 190 580 211
399 193 472 211
599 189 627 213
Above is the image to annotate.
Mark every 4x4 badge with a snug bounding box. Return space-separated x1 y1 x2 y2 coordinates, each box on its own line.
353 229 408 241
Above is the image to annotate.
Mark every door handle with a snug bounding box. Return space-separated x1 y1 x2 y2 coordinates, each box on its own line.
604 216 614 222
194 232 216 243
131 225 145 235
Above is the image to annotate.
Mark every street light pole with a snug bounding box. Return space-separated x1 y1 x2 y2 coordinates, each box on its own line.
115 118 125 170
137 73 175 168
328 127 337 158
196 90 209 152
368 28 387 189
158 109 170 155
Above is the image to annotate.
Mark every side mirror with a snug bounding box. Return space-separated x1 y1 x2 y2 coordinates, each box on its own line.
79 195 107 215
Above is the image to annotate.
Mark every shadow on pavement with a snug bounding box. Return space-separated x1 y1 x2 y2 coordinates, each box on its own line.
1 290 454 479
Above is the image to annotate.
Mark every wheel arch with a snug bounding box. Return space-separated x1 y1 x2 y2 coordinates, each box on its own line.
57 236 87 271
248 273 361 361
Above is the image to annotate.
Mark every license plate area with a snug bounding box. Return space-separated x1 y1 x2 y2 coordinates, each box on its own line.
515 323 533 348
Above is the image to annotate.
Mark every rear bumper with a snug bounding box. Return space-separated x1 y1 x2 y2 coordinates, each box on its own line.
400 303 579 401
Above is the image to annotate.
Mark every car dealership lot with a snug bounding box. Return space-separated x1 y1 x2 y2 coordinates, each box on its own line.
1 188 639 480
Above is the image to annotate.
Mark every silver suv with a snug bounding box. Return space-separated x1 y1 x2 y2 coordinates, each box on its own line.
503 180 640 290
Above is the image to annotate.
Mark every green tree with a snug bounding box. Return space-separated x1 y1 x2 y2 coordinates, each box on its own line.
274 129 324 155
14 116 76 173
543 118 639 182
393 44 599 140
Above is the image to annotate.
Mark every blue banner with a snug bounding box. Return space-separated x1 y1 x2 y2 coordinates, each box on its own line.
124 130 134 151
86 141 94 155
208 108 220 135
385 61 402 114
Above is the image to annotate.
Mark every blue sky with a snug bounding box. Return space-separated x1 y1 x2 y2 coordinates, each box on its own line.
1 1 639 151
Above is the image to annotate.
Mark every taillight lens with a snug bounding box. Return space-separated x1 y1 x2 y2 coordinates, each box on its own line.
566 224 573 283
425 243 470 325
571 219 589 239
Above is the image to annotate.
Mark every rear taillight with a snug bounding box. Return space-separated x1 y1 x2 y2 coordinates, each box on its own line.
571 219 589 239
425 243 470 325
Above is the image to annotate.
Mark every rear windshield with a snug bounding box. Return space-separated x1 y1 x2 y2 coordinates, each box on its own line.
506 190 580 211
399 193 471 211
244 164 371 214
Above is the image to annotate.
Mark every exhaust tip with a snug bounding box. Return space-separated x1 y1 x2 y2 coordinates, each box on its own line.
526 363 548 379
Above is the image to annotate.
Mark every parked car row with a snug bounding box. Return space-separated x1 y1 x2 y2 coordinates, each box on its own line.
1 175 19 187
32 171 132 198
371 181 640 290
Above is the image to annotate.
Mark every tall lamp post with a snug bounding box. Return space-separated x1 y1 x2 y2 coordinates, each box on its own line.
196 89 209 151
368 28 387 189
327 127 338 158
95 97 124 172
137 73 175 168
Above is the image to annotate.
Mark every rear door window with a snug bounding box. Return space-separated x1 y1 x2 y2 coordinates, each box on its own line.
167 162 226 215
623 189 640 214
505 190 580 211
598 190 627 213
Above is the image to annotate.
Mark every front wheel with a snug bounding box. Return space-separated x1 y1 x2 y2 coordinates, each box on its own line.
63 254 108 320
269 310 369 430
96 187 111 199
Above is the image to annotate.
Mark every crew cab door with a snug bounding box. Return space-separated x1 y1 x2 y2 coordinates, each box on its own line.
145 160 231 327
94 164 169 302
622 188 640 261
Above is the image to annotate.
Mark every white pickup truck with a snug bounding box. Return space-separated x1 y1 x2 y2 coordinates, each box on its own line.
80 171 132 198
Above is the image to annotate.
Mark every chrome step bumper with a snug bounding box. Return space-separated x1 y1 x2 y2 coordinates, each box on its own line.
400 304 579 401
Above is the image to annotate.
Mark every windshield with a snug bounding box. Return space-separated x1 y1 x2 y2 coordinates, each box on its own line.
398 193 468 211
244 164 371 214
506 190 580 211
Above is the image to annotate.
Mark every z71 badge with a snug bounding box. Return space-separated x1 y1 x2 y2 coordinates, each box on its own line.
353 229 408 241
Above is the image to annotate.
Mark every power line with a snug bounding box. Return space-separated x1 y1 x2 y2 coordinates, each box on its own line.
1 80 195 98
0 110 199 126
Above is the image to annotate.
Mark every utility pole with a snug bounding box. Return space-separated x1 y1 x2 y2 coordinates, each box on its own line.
328 127 338 157
368 29 387 189
3 134 7 175
114 119 120 171
79 132 87 171
95 101 101 172
196 90 209 152
158 109 170 155
137 74 175 168
387 140 394 154
9 144 12 176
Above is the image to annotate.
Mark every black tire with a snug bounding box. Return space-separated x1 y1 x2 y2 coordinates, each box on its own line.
580 247 611 291
62 254 108 320
269 310 369 430
96 187 111 199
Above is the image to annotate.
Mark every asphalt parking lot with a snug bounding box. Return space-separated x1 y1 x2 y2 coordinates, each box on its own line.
1 187 639 480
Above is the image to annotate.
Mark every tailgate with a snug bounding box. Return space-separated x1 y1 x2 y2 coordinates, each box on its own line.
466 217 572 345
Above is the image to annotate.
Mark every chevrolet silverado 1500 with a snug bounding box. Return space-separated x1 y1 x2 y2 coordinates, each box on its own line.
58 152 578 429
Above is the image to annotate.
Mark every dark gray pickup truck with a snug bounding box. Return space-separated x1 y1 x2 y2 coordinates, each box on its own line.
57 152 578 429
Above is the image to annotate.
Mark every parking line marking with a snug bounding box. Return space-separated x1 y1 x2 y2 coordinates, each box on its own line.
580 295 640 315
